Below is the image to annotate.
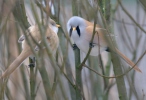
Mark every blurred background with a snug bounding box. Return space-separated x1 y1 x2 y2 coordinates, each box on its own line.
0 0 146 100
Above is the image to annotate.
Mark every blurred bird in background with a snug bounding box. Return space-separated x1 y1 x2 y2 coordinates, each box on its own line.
0 18 60 79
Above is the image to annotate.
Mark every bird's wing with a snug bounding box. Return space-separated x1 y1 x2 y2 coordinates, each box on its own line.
18 25 40 43
85 25 108 48
46 27 59 52
32 26 59 54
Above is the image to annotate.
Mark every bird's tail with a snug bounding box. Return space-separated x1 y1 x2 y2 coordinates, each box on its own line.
0 49 32 79
115 48 142 73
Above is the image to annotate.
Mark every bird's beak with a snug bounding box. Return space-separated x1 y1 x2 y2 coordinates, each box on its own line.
73 27 76 31
56 24 60 27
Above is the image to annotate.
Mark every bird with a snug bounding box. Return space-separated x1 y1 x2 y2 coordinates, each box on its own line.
0 18 60 79
67 16 141 72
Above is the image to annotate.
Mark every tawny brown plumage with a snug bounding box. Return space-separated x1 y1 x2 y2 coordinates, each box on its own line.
67 16 141 73
0 19 59 79
115 48 141 72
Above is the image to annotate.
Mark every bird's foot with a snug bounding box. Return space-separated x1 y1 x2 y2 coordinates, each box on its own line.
105 47 110 52
72 44 78 50
28 63 35 67
89 42 96 48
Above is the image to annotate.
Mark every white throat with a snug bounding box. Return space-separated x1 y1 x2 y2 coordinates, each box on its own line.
50 25 58 34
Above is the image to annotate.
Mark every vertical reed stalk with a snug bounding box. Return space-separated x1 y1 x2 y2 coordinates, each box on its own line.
12 0 36 100
29 57 36 100
72 0 82 100
101 0 128 100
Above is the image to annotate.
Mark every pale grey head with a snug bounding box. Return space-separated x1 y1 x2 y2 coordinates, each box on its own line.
67 16 87 37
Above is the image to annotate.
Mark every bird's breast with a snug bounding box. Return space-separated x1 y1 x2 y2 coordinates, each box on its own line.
72 33 106 56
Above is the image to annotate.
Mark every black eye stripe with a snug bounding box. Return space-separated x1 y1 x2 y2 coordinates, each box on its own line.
76 26 80 37
69 26 80 37
69 27 73 37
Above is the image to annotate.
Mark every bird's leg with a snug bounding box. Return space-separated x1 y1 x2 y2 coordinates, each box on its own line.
89 42 96 48
72 44 78 50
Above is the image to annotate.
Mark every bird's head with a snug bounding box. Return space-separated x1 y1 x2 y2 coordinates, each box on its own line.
42 18 60 34
49 19 60 34
67 16 86 37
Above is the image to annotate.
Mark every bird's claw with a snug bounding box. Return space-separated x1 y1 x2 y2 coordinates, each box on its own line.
89 42 96 48
72 44 78 50
28 63 35 67
105 47 110 52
